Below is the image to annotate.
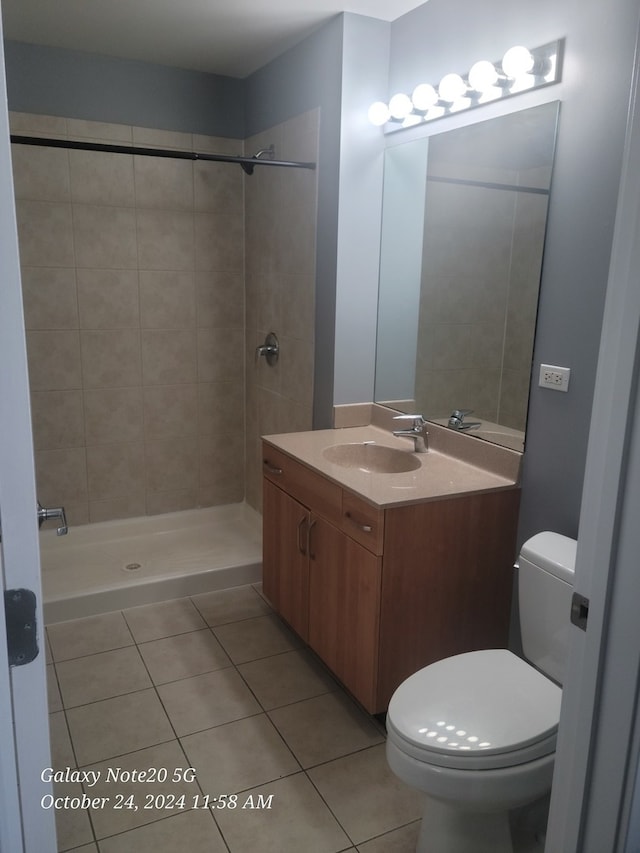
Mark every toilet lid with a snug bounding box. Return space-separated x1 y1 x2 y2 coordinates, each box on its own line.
388 649 561 769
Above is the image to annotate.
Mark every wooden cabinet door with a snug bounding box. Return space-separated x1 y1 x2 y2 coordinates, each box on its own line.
262 478 310 641
308 516 382 712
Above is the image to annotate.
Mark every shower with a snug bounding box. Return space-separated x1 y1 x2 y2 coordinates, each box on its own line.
12 107 320 620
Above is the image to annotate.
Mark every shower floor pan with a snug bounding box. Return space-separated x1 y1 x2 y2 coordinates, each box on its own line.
40 503 262 624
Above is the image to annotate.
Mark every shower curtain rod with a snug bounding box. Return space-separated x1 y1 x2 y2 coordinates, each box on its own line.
9 134 316 175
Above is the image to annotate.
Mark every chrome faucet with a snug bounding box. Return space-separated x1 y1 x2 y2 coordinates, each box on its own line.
37 502 68 536
448 409 482 431
392 414 429 453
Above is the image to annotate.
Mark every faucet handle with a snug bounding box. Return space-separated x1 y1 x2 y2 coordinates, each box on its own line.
448 409 473 428
393 414 427 428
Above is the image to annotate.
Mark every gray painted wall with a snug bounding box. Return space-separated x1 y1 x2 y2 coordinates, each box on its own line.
383 0 640 545
4 40 244 138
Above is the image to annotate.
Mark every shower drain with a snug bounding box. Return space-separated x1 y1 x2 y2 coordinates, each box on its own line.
122 562 142 573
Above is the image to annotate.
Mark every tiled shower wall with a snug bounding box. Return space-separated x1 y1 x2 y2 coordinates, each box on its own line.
11 109 318 526
244 110 319 511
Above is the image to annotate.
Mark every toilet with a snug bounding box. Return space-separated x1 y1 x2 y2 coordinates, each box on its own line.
385 531 577 853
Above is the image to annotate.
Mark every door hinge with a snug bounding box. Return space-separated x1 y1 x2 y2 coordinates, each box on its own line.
571 591 589 632
4 589 39 666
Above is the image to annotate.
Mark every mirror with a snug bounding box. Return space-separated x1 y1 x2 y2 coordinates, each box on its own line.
375 102 560 452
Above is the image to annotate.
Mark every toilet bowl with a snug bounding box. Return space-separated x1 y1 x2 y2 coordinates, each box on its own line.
385 532 576 853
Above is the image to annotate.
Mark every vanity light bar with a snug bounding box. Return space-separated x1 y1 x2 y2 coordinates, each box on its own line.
368 40 562 133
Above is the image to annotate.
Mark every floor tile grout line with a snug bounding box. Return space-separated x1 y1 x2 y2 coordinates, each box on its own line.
48 588 420 852
302 743 386 849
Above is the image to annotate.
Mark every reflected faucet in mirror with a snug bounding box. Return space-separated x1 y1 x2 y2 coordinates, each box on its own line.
448 409 481 431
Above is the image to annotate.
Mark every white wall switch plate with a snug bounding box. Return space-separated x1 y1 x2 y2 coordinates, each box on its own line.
539 363 571 392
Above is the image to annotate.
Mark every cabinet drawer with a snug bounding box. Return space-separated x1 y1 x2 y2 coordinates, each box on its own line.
341 491 384 555
262 442 342 526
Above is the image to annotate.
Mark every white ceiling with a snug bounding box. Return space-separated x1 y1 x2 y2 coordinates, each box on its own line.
1 0 425 79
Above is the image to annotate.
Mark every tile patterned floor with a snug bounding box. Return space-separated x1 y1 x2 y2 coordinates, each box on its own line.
46 584 424 852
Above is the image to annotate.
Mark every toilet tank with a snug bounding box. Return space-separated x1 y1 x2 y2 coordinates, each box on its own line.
518 531 577 686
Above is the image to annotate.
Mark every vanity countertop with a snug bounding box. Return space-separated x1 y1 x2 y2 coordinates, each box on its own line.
263 424 521 508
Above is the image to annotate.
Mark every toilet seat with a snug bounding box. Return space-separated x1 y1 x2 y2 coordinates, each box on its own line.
387 649 562 771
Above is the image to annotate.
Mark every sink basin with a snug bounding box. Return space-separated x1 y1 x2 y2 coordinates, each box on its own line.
322 442 421 474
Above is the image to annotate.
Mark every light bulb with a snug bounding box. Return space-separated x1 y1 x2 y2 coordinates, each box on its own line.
468 60 499 92
502 45 534 78
412 83 438 111
438 73 467 103
368 101 390 126
388 93 413 119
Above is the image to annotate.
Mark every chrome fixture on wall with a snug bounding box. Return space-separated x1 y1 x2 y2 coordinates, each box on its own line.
37 501 68 536
368 40 562 133
256 332 279 366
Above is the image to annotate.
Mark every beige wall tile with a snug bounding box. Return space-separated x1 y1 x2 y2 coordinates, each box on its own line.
34 447 88 505
136 208 194 270
198 432 244 489
145 489 199 515
11 145 70 201
84 387 144 444
145 438 199 493
15 200 74 267
77 269 140 329
80 330 142 388
279 336 314 408
55 500 90 527
69 150 135 207
134 156 194 210
194 160 243 215
26 330 82 391
72 204 138 269
89 493 146 524
196 270 244 328
143 384 198 439
9 112 67 137
21 267 78 330
281 273 315 341
192 134 243 155
139 270 195 329
31 390 85 450
132 126 193 151
86 442 145 500
67 118 133 144
198 381 244 434
141 329 197 385
197 327 244 383
194 212 244 271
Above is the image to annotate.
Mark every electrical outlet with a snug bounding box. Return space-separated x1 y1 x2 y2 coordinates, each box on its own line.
539 363 570 392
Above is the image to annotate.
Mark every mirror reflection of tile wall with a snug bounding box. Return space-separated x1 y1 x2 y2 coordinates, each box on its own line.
415 171 549 431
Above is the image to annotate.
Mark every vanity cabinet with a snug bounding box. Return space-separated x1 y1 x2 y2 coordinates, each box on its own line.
262 440 519 714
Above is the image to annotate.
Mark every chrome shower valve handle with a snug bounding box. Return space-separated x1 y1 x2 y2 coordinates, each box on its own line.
255 332 279 366
37 502 68 536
